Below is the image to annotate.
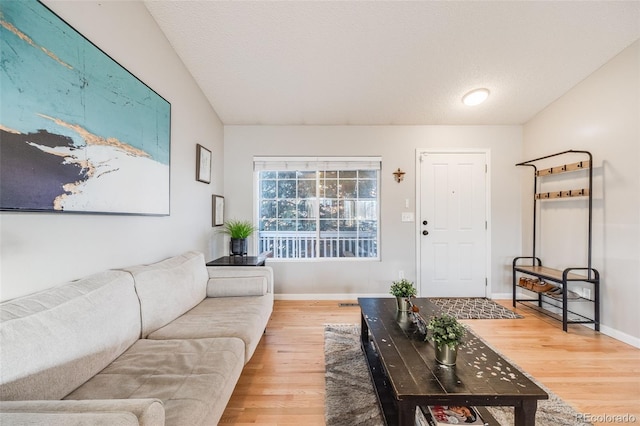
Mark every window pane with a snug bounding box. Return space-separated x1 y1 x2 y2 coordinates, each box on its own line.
322 178 338 198
298 180 316 198
297 199 316 219
260 171 276 179
319 199 338 219
339 220 357 232
361 220 377 233
339 171 357 178
340 180 357 198
260 218 277 231
319 219 337 231
277 200 297 218
339 200 355 220
277 180 296 198
260 200 277 219
358 180 376 198
298 171 316 179
278 219 296 231
297 219 316 231
358 170 376 179
357 200 377 220
261 180 276 199
278 171 296 179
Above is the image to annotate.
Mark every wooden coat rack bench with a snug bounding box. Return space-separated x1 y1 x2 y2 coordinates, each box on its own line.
512 150 600 332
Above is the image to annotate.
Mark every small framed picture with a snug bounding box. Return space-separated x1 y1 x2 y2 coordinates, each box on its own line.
196 144 212 183
212 195 224 226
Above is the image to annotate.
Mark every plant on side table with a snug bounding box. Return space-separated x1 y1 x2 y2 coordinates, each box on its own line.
389 278 417 312
222 219 256 256
426 314 466 366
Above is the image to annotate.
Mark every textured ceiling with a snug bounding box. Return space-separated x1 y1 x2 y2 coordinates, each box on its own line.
144 1 640 126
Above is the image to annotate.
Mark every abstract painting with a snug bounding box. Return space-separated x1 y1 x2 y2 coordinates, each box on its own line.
0 0 171 215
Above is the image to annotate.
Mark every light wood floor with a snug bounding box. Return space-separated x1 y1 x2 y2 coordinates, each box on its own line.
219 300 640 425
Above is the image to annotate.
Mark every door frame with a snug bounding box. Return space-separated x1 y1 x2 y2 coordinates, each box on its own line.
415 148 492 298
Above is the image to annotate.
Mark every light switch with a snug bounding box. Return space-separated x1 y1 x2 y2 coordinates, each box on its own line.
401 212 414 222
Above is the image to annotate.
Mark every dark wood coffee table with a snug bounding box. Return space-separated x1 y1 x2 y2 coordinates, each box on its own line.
358 297 548 426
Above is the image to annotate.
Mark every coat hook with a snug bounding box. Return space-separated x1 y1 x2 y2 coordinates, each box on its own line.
393 168 406 183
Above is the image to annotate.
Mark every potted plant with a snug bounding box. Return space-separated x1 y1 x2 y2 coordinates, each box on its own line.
389 279 417 312
222 219 256 256
426 314 466 365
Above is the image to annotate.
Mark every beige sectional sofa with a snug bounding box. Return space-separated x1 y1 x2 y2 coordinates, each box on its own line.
0 251 274 425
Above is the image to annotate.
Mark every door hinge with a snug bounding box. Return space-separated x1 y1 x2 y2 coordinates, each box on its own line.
485 164 488 173
485 278 488 287
485 220 487 230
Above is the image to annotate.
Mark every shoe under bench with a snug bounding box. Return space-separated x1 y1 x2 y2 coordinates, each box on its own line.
512 256 600 332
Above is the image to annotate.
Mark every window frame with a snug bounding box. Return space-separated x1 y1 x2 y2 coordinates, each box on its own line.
253 156 381 262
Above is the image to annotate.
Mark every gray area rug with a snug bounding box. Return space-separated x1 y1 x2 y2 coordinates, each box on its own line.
324 324 591 426
428 297 523 319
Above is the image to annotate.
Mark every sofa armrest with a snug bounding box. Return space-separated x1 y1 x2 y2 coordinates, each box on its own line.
206 266 273 297
0 411 140 425
0 399 164 426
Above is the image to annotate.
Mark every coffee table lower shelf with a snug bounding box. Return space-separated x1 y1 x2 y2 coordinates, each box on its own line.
361 338 500 426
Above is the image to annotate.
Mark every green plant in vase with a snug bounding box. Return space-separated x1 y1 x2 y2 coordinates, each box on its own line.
390 279 416 312
426 314 466 365
222 219 256 256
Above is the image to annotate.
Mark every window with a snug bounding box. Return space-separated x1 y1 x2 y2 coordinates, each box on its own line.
254 157 380 260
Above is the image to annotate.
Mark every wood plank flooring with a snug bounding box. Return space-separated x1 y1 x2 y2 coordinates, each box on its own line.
219 300 640 425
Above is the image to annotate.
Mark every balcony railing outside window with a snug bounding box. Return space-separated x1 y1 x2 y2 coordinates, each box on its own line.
258 231 377 259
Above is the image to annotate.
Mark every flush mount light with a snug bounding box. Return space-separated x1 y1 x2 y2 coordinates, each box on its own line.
462 88 490 106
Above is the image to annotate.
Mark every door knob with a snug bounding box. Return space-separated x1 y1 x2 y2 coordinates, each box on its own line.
422 230 429 235
422 220 428 225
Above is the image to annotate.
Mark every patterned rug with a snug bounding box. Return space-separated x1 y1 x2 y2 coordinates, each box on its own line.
324 324 591 426
428 297 523 319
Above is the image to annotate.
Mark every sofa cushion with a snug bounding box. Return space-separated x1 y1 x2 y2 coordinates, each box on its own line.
64 338 245 426
123 251 208 338
207 275 267 297
146 294 273 363
206 266 273 296
0 270 141 401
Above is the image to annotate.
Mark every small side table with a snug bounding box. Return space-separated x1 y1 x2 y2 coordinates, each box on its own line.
206 256 266 267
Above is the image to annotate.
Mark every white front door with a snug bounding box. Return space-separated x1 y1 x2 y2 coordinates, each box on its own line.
418 152 488 297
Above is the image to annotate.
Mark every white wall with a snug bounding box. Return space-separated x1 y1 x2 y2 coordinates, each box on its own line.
0 1 225 301
224 125 522 298
522 40 640 344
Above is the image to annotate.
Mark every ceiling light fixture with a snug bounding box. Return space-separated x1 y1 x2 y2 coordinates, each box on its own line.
462 88 490 106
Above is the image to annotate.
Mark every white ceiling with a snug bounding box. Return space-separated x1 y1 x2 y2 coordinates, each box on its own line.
144 1 640 126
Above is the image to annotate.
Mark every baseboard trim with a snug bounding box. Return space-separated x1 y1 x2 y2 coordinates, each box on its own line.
277 293 518 301
598 324 640 348
490 292 514 300
274 293 389 301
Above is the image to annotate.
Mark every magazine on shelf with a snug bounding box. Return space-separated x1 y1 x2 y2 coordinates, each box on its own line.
415 405 430 426
418 405 488 426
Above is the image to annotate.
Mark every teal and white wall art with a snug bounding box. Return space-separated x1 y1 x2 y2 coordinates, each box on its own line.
0 0 171 215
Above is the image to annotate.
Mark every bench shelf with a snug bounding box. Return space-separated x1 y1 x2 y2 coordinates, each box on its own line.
513 256 600 331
